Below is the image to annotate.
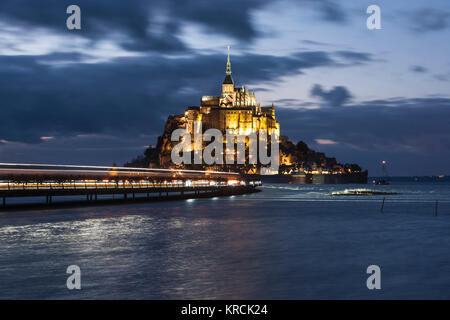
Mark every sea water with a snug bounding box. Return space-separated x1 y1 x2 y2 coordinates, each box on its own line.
1 178 449 299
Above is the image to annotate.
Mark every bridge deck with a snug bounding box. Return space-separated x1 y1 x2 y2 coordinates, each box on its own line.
0 163 261 208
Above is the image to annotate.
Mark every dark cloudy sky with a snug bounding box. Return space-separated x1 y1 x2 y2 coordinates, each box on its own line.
0 0 449 176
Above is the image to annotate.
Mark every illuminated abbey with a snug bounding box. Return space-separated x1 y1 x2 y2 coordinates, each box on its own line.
184 47 280 137
126 47 367 182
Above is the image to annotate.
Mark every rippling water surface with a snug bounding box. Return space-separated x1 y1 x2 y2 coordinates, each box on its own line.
1 181 450 299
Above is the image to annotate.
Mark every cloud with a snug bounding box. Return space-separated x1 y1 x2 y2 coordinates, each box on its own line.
170 0 275 41
0 0 279 56
277 96 450 175
272 98 320 110
315 0 347 23
410 8 450 32
0 0 356 57
0 48 371 144
410 65 427 73
283 97 450 150
0 134 155 166
0 1 186 53
434 73 450 82
0 21 146 64
273 98 301 104
251 87 271 92
335 51 373 64
315 139 338 145
301 39 330 46
310 84 352 106
292 0 348 23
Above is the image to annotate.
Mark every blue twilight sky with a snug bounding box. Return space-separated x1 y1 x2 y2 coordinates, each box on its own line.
0 0 449 176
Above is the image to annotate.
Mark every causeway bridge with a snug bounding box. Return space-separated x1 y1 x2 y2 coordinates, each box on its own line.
0 163 261 209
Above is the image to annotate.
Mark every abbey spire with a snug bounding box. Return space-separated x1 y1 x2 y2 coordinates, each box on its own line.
223 46 234 85
226 45 232 75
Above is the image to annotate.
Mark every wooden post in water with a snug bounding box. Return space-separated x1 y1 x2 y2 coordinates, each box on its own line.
435 200 438 217
380 197 385 213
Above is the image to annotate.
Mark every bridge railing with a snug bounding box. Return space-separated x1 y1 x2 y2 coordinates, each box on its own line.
0 179 259 191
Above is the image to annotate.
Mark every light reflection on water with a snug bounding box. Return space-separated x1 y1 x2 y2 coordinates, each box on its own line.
1 183 450 299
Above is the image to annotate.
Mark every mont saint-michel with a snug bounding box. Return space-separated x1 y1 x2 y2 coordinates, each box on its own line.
127 49 367 184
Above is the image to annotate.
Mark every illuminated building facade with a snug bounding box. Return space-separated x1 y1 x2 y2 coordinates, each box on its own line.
184 47 280 137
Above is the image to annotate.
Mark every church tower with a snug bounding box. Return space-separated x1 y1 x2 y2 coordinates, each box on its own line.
221 46 235 103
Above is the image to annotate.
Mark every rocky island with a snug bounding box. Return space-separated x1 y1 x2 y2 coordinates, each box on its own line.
126 49 367 184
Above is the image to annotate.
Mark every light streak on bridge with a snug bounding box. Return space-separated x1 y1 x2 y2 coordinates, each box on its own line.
0 163 261 208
